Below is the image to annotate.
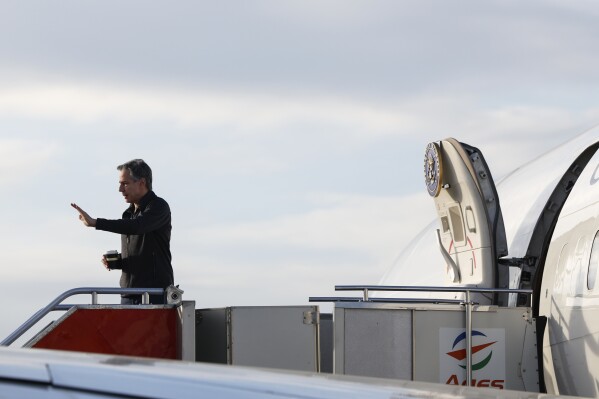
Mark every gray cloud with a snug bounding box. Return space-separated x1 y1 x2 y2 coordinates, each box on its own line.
3 1 599 100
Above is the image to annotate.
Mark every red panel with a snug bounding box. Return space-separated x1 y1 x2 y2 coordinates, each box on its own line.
33 308 179 359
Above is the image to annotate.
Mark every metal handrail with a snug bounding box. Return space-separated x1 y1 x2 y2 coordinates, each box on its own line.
1 287 165 346
310 285 532 304
309 297 363 302
308 296 465 304
334 285 533 300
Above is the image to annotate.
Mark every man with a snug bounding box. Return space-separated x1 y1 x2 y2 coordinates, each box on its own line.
71 159 173 304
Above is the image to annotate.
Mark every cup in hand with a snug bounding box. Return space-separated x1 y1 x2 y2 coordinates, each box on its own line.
103 250 122 270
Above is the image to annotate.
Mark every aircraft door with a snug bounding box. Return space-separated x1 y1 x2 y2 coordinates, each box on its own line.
424 139 508 294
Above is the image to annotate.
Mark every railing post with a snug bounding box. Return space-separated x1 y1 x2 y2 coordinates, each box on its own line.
92 292 98 305
465 290 473 387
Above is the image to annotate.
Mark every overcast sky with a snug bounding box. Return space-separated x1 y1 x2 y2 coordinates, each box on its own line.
1 1 599 342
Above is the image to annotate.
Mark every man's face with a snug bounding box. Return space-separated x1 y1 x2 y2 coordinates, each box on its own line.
118 169 146 205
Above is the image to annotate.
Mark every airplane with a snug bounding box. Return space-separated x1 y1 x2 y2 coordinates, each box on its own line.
378 126 599 397
1 126 598 398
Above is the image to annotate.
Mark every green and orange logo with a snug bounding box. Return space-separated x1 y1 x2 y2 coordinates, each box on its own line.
446 330 497 370
443 329 504 389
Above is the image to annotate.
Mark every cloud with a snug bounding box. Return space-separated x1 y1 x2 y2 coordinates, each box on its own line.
0 81 409 135
0 139 57 186
168 191 437 311
1 79 596 145
187 192 434 263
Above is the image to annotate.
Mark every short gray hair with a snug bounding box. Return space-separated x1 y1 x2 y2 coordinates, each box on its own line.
117 159 153 190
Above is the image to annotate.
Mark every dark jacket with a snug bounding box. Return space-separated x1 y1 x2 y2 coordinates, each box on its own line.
95 191 174 293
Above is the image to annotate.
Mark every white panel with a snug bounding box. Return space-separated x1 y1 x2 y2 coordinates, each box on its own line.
230 306 318 372
179 301 196 361
342 308 413 379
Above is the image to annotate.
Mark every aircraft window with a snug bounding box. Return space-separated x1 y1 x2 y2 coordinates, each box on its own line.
587 231 599 290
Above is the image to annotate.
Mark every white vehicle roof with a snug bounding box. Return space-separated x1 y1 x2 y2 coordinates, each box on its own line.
0 347 579 398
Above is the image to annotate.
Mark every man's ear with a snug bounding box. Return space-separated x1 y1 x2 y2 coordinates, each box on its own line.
140 178 147 188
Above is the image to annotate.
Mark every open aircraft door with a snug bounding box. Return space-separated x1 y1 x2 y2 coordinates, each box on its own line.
425 139 508 304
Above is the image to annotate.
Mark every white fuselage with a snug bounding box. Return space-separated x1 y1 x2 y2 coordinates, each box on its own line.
379 127 599 397
539 149 599 397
